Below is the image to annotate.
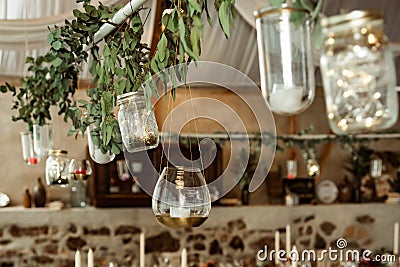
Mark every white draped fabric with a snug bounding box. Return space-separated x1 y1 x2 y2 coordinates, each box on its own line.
0 0 399 84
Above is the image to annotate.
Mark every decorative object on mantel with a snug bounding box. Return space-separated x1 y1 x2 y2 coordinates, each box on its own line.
315 179 339 204
33 177 47 207
286 159 297 179
22 187 32 208
320 10 399 134
0 0 235 160
0 192 11 207
254 4 316 115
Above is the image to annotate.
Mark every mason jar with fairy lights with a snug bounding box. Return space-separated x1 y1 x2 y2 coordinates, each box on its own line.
45 150 70 186
117 90 159 153
320 10 398 134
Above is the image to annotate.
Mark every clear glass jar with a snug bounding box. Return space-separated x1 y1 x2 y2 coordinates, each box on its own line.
152 166 211 228
70 180 87 208
87 124 115 164
254 5 315 115
320 10 398 133
33 123 53 160
45 150 70 186
117 90 159 153
20 132 38 165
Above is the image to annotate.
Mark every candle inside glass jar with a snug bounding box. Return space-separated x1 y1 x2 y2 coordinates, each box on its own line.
269 84 303 113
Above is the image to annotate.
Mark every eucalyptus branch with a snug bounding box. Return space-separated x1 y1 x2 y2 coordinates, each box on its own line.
1 0 237 156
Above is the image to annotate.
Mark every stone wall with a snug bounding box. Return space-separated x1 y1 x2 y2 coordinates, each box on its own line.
0 204 399 267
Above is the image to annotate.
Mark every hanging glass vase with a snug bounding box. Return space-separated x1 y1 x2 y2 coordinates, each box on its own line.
152 166 211 228
117 90 159 153
254 5 315 115
320 10 398 133
33 123 53 160
20 132 38 165
87 125 115 164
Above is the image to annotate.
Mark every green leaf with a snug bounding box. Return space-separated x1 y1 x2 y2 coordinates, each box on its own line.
192 15 204 30
311 18 323 49
162 12 177 32
268 0 284 9
157 34 168 62
111 143 120 154
47 33 54 44
311 0 324 21
188 0 202 15
51 57 63 67
178 17 199 61
131 15 143 33
190 28 201 58
52 41 62 50
300 0 315 12
73 9 81 18
218 1 231 38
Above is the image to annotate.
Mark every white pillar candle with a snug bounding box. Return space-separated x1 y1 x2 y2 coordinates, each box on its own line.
181 248 187 267
88 249 94 267
275 230 280 265
75 250 81 267
394 222 399 254
140 232 145 267
286 224 291 257
290 245 298 267
269 85 303 114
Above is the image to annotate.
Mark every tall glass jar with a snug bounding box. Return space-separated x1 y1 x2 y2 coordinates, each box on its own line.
254 5 315 115
117 90 159 153
33 123 53 160
320 10 398 133
45 150 70 186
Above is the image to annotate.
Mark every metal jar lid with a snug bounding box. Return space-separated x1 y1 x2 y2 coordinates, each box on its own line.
117 90 145 105
254 4 308 19
321 10 383 35
48 149 68 156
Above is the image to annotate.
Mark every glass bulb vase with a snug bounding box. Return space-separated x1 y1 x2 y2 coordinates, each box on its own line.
152 166 211 228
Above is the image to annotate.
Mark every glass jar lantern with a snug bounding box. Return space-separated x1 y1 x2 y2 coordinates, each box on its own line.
320 10 398 133
33 123 53 160
45 150 70 186
254 5 315 115
152 166 211 228
117 90 159 153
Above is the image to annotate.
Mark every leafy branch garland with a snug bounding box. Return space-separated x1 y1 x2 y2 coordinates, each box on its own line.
0 0 235 156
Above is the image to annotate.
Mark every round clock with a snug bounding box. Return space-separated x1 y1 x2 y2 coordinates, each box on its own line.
316 180 339 204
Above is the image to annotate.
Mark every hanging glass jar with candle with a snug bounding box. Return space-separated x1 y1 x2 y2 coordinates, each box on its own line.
20 132 38 165
117 90 159 153
254 5 315 115
320 10 398 133
152 166 211 228
33 123 53 160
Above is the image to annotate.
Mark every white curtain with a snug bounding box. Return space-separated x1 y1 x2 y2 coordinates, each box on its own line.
1 0 399 83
